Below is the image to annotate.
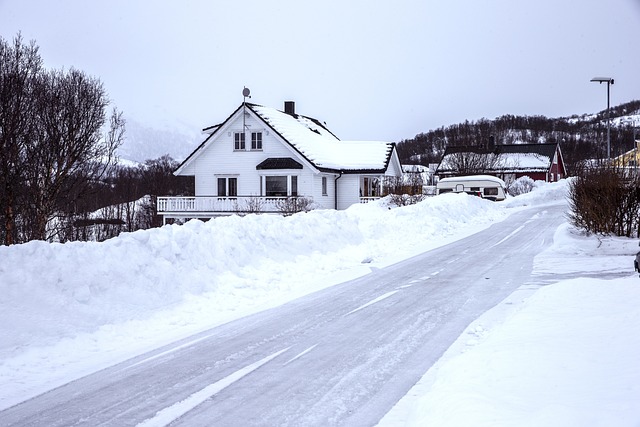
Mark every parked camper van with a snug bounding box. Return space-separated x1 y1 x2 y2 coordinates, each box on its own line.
436 175 506 201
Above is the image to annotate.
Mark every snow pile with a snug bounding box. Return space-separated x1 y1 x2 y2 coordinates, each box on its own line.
502 178 569 208
6 177 639 426
0 190 510 409
405 276 640 427
380 208 640 427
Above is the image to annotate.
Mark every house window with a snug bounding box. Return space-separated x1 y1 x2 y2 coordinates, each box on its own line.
228 177 237 196
361 176 380 197
265 176 288 196
217 178 226 197
251 132 262 150
234 132 245 150
217 177 238 197
291 176 298 196
322 176 327 196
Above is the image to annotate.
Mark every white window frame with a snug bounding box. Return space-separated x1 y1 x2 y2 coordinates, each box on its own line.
260 174 300 197
216 175 239 197
234 132 245 150
251 131 263 150
360 176 381 197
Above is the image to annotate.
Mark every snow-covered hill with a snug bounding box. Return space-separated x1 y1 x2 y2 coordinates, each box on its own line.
117 114 203 163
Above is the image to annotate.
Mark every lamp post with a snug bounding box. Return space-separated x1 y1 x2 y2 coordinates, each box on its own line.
590 77 614 159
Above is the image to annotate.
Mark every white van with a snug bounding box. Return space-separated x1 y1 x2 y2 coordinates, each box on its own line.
436 175 507 201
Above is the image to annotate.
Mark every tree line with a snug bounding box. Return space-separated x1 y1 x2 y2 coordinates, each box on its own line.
0 34 192 245
396 100 640 176
57 155 193 242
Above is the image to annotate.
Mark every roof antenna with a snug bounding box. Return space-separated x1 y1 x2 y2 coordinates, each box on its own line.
242 87 251 136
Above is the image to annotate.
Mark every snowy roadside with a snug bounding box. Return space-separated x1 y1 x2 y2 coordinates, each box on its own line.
0 180 573 416
380 217 640 426
0 191 514 411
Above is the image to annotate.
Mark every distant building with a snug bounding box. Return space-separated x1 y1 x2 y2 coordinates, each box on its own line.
436 143 566 184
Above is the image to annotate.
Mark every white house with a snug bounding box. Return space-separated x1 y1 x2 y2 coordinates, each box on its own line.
157 101 402 222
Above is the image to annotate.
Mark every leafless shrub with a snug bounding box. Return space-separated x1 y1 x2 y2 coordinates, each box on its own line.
235 196 263 215
388 194 426 207
275 196 314 216
507 176 536 196
383 176 426 206
568 165 640 237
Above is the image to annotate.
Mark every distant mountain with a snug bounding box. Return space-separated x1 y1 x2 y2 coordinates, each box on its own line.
117 115 203 164
396 100 640 175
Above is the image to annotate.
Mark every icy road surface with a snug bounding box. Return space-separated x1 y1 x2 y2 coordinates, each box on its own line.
0 204 566 426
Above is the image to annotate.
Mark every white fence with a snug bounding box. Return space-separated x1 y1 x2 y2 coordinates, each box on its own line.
157 195 382 217
157 196 283 214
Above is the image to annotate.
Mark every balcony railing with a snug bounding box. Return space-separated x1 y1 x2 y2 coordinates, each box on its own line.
157 195 382 217
157 196 288 215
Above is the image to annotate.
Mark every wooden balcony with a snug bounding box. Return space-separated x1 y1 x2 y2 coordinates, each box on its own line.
157 195 382 221
157 196 285 217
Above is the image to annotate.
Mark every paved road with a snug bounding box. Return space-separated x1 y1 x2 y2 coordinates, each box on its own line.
0 203 566 427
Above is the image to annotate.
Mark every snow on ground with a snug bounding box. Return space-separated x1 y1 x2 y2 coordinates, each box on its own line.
380 184 640 427
1 179 639 426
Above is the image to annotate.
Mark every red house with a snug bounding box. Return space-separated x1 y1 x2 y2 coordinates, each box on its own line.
436 143 566 184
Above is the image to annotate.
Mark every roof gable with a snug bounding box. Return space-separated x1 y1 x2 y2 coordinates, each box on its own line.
175 102 398 176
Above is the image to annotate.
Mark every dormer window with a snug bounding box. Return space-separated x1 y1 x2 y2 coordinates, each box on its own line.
251 132 262 150
234 132 245 150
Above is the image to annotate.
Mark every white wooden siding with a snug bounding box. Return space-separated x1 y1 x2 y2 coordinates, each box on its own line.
336 174 360 210
189 110 318 198
385 150 402 177
309 173 337 210
176 106 401 213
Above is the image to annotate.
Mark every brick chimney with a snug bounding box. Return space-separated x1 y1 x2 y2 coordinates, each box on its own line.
284 101 295 115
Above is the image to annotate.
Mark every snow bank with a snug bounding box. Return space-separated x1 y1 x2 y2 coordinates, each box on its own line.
377 188 640 427
406 277 640 427
0 192 506 364
0 180 583 414
502 178 570 208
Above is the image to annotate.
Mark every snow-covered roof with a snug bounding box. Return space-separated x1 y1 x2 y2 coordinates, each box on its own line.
249 104 395 172
438 175 506 186
437 143 560 174
176 102 399 175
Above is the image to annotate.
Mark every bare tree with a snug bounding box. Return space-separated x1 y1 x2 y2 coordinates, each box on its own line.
0 34 42 245
26 70 124 241
443 150 501 176
0 33 124 244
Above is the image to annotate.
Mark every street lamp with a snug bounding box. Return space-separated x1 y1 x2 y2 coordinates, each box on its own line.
590 76 614 159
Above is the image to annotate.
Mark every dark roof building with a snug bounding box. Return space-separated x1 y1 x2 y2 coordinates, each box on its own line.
436 143 565 183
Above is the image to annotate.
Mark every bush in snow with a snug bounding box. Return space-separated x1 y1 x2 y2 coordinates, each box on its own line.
388 194 426 207
507 176 536 196
568 165 640 237
275 196 315 216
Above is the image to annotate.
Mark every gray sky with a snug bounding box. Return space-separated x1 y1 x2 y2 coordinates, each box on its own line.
1 0 639 143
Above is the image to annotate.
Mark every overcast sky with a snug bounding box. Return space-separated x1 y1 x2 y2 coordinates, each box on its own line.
1 0 639 143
